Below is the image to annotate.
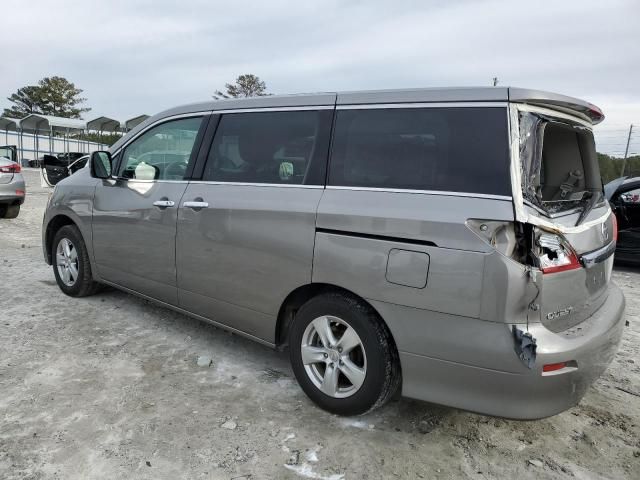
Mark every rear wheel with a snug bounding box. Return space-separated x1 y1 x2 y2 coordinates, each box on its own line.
289 292 400 415
3 204 20 219
52 225 101 297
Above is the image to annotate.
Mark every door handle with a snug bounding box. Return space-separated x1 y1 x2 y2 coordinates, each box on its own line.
183 201 209 209
153 199 175 208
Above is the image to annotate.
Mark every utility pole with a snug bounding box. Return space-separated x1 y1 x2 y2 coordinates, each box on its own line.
492 77 499 86
621 124 634 177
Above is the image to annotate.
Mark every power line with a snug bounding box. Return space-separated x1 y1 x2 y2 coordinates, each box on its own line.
619 124 635 176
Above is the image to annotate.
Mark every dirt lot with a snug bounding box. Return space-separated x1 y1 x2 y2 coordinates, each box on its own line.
0 169 639 480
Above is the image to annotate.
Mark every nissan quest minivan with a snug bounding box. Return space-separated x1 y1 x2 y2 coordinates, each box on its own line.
43 87 626 419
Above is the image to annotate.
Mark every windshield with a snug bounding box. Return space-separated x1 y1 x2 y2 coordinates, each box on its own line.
519 111 603 221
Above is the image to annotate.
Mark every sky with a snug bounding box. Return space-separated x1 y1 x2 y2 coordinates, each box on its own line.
1 0 639 155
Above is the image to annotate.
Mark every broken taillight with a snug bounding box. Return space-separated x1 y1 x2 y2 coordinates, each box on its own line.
535 232 581 274
0 162 20 174
467 220 585 275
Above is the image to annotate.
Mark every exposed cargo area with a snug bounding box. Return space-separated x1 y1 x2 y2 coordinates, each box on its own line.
518 108 604 222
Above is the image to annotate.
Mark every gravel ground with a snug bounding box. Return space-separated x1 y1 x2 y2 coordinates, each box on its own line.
0 169 639 480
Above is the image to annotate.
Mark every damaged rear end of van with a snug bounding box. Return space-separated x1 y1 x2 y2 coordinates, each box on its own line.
466 90 626 418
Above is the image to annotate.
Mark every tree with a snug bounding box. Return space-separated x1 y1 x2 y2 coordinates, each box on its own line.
214 74 269 99
78 131 122 147
3 86 44 118
597 152 640 183
37 76 90 118
3 76 90 119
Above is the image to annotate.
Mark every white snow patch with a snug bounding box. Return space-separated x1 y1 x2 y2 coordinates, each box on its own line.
220 420 237 430
339 418 373 430
196 355 212 367
284 463 344 480
305 444 322 463
277 377 294 388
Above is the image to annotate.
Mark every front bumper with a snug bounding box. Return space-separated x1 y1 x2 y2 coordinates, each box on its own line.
376 283 626 419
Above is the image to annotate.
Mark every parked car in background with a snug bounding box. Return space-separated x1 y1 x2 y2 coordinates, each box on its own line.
0 149 25 218
42 87 626 419
67 155 89 175
41 152 86 186
606 177 640 265
0 145 18 163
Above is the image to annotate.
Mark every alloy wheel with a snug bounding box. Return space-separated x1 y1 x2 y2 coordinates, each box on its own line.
56 238 79 287
300 315 367 398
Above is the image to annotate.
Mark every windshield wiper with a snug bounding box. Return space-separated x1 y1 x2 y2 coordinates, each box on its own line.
575 191 602 226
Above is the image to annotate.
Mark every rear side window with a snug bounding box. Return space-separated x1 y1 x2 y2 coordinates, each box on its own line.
203 110 330 185
328 107 511 196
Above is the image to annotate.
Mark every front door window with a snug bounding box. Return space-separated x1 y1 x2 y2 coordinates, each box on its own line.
118 117 203 181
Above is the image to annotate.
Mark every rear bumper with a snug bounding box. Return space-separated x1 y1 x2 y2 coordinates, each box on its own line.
374 283 626 419
0 175 26 205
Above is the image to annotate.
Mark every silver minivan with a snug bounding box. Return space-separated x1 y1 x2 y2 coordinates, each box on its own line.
43 87 626 419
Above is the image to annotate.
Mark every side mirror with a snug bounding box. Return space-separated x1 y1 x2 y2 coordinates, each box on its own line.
91 151 112 179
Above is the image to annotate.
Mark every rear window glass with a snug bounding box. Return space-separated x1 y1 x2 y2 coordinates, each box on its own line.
328 107 511 196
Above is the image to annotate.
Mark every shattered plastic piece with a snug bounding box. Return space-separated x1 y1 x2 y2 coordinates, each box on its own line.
512 326 537 369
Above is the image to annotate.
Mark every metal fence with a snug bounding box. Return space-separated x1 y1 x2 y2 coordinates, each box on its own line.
2 130 108 165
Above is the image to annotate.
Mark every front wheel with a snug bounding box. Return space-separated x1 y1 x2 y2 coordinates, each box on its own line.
52 225 101 297
289 292 401 415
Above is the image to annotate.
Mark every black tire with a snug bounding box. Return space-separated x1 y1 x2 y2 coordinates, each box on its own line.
3 204 20 219
289 292 401 416
51 225 101 297
0 204 6 218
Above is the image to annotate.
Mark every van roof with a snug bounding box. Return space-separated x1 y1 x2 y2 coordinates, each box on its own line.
113 86 602 152
172 87 602 122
